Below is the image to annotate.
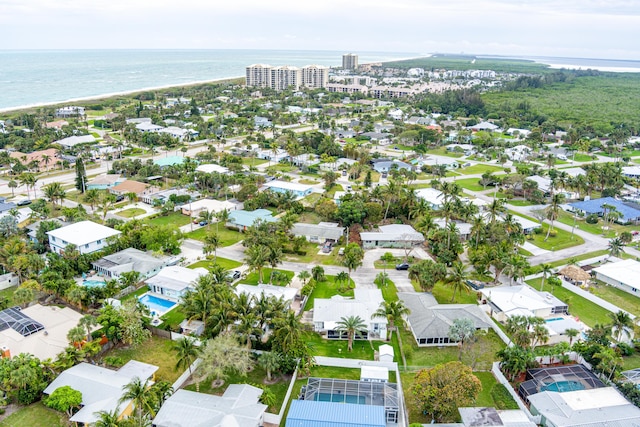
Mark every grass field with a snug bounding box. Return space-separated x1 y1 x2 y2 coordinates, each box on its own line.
526 249 609 274
98 336 181 383
305 333 389 360
526 278 611 327
431 280 477 304
116 207 146 218
282 241 343 266
241 157 268 166
239 268 294 286
0 403 68 427
521 220 585 251
304 275 355 310
185 226 244 246
0 285 17 307
159 306 186 330
589 280 640 317
188 257 243 271
146 212 191 228
454 178 486 191
426 147 464 158
458 164 505 175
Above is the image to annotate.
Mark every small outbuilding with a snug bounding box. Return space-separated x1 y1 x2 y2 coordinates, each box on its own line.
558 265 591 286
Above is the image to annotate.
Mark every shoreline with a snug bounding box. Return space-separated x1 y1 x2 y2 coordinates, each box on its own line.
0 76 245 115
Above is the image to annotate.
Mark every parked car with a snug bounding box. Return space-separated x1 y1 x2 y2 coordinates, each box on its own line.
338 247 345 256
115 195 125 202
465 280 485 290
199 221 208 226
227 270 241 281
322 243 332 253
17 199 31 206
395 263 410 271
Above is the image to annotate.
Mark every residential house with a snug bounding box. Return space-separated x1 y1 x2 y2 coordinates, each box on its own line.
54 135 96 149
0 199 17 214
313 289 388 340
568 197 640 224
136 122 164 132
263 180 313 198
195 163 230 174
333 191 346 206
181 199 236 217
43 361 158 426
92 248 177 280
235 284 298 308
399 292 491 346
153 386 267 427
140 188 199 205
387 109 404 120
47 220 121 255
286 401 385 427
479 285 568 323
371 159 412 173
154 155 186 168
290 153 320 168
55 106 85 118
145 266 208 299
86 174 125 190
10 148 59 171
412 154 459 169
415 187 444 209
291 222 344 244
109 180 152 198
467 121 500 132
45 120 69 129
227 209 276 231
434 218 472 240
0 273 18 290
593 259 640 298
254 116 272 128
457 407 537 427
505 145 532 162
126 118 151 125
506 128 531 138
360 224 425 249
257 148 288 162
0 304 83 360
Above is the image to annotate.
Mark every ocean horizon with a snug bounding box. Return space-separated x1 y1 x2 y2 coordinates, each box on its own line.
2 49 639 113
0 49 416 112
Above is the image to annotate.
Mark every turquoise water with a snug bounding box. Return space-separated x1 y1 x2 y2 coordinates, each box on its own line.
82 279 106 288
0 49 415 111
315 393 365 405
139 294 176 315
545 317 564 322
541 381 585 393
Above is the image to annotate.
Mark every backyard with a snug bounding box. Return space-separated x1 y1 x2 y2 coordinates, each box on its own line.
453 177 486 192
146 212 192 228
589 280 640 317
185 226 244 246
116 207 146 218
239 268 295 286
458 164 506 175
525 223 585 251
303 275 355 310
0 403 68 427
188 257 243 271
281 240 343 265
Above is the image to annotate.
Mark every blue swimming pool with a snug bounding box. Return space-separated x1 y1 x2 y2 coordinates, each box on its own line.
541 380 585 393
314 393 365 405
82 279 106 288
138 294 177 316
545 317 564 322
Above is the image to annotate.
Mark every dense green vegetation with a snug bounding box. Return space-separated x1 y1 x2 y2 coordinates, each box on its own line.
386 55 550 73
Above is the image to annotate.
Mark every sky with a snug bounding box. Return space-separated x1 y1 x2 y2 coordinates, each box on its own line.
1 0 640 60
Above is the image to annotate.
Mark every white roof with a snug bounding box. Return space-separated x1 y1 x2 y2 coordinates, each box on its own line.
434 219 472 235
560 167 586 177
415 187 444 205
379 344 394 357
235 283 298 304
481 285 566 317
47 220 121 247
196 164 230 174
623 166 640 176
527 175 552 193
508 214 539 230
55 135 96 147
593 259 640 289
360 224 425 243
153 386 267 427
146 266 208 292
0 304 83 360
417 155 459 167
44 360 158 425
313 289 387 330
186 199 236 214
136 122 164 132
263 180 313 192
527 387 640 427
360 366 388 381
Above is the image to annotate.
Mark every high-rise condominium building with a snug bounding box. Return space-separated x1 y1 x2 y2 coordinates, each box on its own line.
246 64 272 88
301 65 329 88
270 66 302 91
342 53 358 70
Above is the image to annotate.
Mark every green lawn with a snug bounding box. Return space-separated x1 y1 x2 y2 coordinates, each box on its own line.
526 249 609 274
116 207 146 218
0 403 68 427
324 184 344 198
431 281 478 304
186 227 244 246
526 278 611 327
304 275 355 309
146 212 192 228
426 147 463 158
239 268 294 286
454 178 486 191
589 280 640 317
508 199 537 207
120 285 149 302
556 211 618 238
305 333 390 360
159 306 186 330
98 336 181 383
525 224 584 251
0 285 17 307
188 257 243 271
299 179 319 185
242 157 268 166
571 153 595 162
281 241 343 266
458 164 505 175
184 363 289 413
298 211 324 224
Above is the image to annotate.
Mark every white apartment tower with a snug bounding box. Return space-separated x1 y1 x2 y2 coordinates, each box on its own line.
270 66 302 91
246 64 272 88
302 65 329 88
342 53 359 70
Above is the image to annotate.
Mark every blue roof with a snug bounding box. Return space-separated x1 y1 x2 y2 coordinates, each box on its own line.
0 202 16 213
228 209 276 228
154 156 186 167
569 197 640 222
285 400 385 427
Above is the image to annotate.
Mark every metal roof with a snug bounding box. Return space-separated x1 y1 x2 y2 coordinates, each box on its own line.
0 307 44 337
569 197 640 222
285 400 385 427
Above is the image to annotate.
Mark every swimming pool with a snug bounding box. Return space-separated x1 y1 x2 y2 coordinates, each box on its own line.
82 279 107 288
541 380 585 393
138 294 177 317
314 393 366 405
545 317 564 322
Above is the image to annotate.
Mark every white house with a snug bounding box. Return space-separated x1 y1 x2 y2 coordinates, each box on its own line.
415 187 444 209
153 386 267 427
47 220 121 255
92 248 176 280
313 289 388 340
593 259 640 298
360 224 425 249
235 283 298 308
505 145 532 162
263 180 313 198
196 164 230 174
55 135 96 149
479 285 568 323
291 222 345 243
181 199 236 217
145 266 208 299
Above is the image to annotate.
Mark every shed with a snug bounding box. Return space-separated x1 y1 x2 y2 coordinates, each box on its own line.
378 344 394 362
558 265 591 286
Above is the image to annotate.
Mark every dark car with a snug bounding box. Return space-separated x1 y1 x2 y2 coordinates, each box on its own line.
115 195 125 202
395 263 410 271
199 221 208 226
227 270 241 281
17 199 32 206
465 280 485 290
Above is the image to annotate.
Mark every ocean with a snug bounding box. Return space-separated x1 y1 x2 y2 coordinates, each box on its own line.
0 49 416 112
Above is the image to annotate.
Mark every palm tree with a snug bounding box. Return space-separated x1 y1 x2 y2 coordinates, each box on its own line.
444 261 469 303
608 310 634 342
203 231 220 262
198 210 215 230
565 328 579 347
7 180 17 197
297 270 311 286
84 188 101 212
172 337 199 376
336 315 367 352
607 237 625 258
119 377 155 424
94 408 125 427
539 264 554 292
373 300 410 342
544 193 565 241
67 326 86 349
216 208 230 233
79 314 97 342
258 351 281 382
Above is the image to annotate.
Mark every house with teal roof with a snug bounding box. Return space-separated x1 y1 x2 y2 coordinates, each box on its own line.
227 209 276 231
154 156 186 168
